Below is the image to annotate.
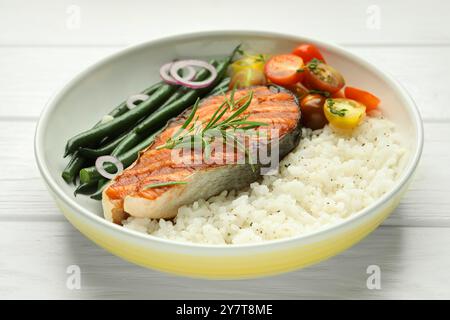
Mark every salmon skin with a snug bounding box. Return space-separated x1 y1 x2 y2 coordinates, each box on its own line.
102 86 301 224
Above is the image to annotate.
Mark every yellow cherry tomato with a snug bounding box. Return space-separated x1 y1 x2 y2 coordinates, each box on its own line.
324 98 366 130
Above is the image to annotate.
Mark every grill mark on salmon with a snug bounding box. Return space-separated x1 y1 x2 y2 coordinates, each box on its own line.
102 86 301 224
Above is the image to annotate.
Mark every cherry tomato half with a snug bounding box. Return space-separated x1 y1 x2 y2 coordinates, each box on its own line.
264 54 305 86
300 94 328 130
324 98 366 130
304 59 345 94
344 86 380 111
292 44 326 63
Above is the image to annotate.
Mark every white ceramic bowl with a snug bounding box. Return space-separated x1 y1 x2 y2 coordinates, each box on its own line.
35 31 423 279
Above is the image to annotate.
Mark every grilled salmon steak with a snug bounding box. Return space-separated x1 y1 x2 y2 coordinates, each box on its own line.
102 86 301 224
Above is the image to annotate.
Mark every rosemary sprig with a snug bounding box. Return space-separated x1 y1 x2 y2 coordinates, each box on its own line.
156 90 268 169
143 181 188 189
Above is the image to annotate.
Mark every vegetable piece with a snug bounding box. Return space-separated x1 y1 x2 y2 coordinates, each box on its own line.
170 60 217 89
110 131 143 157
62 151 86 183
78 135 126 158
78 128 132 159
95 155 124 180
229 68 266 89
79 130 161 184
106 82 163 118
324 98 366 130
90 179 109 200
300 94 328 130
344 86 380 111
305 59 345 94
159 87 189 109
264 54 305 86
292 44 326 63
160 62 196 85
64 83 177 156
208 77 231 96
74 181 97 196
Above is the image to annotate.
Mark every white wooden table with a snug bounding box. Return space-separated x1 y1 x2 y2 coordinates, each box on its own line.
1 0 450 299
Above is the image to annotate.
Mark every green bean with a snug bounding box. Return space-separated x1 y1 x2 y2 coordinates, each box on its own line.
110 132 142 157
64 83 177 156
159 87 189 109
78 129 130 159
79 130 160 184
98 178 107 188
207 77 230 96
105 82 163 119
90 179 109 200
62 151 87 183
73 181 97 196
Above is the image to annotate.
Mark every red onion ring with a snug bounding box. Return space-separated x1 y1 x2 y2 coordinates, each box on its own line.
126 94 149 110
95 155 123 180
170 60 217 89
160 62 195 85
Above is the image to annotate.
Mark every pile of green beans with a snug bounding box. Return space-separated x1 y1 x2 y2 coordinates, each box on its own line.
62 45 240 200
61 82 163 184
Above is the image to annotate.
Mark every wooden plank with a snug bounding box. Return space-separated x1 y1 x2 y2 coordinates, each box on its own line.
1 0 449 46
1 46 448 120
0 221 449 299
0 120 449 227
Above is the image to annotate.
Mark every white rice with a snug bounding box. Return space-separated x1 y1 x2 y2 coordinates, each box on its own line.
123 115 407 245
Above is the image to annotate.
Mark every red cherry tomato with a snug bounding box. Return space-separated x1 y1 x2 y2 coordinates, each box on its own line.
344 86 380 111
292 44 326 63
264 54 305 86
304 60 345 94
